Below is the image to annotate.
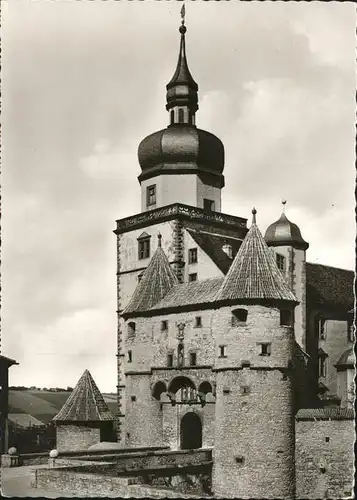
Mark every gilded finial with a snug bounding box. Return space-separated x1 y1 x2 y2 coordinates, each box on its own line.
252 207 257 224
158 232 162 247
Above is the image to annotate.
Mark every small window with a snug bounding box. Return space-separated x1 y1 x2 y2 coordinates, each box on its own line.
128 350 132 363
177 344 184 367
131 396 136 402
194 316 202 328
138 238 150 260
189 273 197 282
146 185 156 207
189 352 197 366
167 354 173 367
219 345 227 358
348 322 354 343
127 322 136 337
235 456 244 464
280 309 292 327
241 386 250 395
178 108 184 123
276 253 285 272
188 248 198 264
260 343 271 356
231 308 248 326
318 356 327 377
161 320 168 332
325 437 330 443
203 198 215 212
170 110 174 125
319 319 326 339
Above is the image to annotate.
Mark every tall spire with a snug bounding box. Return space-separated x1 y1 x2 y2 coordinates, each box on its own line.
166 4 198 125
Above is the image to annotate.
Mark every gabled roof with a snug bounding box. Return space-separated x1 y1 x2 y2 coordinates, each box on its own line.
123 236 179 316
151 277 223 312
0 354 19 367
53 370 113 422
187 229 242 274
9 413 45 428
296 407 354 421
306 262 354 311
216 212 298 303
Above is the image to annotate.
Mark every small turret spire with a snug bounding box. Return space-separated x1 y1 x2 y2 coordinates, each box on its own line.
252 207 257 225
282 199 287 213
166 3 198 125
157 232 162 248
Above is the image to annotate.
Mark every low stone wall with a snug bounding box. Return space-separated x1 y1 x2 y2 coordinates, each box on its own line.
34 467 209 498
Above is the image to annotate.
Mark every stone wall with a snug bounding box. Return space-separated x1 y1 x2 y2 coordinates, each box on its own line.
56 424 100 452
296 418 355 499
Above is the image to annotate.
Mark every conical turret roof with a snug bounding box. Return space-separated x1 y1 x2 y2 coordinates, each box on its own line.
217 209 298 303
53 370 113 422
123 235 179 316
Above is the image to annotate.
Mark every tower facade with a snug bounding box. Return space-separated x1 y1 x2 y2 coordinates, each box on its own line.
265 208 309 350
114 20 247 442
212 213 297 499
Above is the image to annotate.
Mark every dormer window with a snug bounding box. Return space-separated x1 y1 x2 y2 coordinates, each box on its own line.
146 185 156 208
231 308 248 326
276 253 285 272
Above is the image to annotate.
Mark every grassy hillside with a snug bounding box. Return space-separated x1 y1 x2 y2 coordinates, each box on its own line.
9 391 117 424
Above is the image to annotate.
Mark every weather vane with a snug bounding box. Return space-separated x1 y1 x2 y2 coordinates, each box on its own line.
180 2 186 25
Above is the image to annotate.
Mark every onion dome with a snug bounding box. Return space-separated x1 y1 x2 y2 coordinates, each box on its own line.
216 209 298 303
138 18 225 189
265 203 309 250
335 348 355 370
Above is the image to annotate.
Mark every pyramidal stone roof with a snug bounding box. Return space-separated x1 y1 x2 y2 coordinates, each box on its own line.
216 210 298 303
53 369 113 422
123 234 179 316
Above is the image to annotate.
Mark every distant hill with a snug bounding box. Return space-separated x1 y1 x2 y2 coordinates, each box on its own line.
9 391 117 425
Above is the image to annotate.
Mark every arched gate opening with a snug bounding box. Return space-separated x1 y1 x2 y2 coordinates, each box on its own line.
180 412 202 450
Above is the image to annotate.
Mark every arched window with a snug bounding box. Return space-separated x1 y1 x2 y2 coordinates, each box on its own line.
231 308 248 326
178 343 184 367
178 108 184 124
198 381 213 395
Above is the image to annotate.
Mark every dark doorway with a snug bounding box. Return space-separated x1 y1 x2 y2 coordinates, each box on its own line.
180 412 202 450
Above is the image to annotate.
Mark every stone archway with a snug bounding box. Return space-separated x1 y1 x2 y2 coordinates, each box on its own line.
180 412 202 450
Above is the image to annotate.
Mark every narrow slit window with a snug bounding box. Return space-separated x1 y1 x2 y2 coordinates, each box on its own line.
167 354 173 367
161 320 168 332
219 345 227 358
189 352 197 366
260 343 271 356
195 316 202 328
128 350 132 363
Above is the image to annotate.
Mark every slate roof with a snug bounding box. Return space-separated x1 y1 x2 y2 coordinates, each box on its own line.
187 229 242 274
216 218 298 303
53 370 114 422
123 238 179 315
306 263 354 311
151 277 223 311
295 407 354 421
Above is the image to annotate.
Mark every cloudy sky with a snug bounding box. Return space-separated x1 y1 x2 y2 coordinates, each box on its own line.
2 0 355 392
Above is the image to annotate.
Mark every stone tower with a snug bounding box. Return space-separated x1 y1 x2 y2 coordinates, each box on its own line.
212 210 297 499
114 19 247 442
265 204 309 350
